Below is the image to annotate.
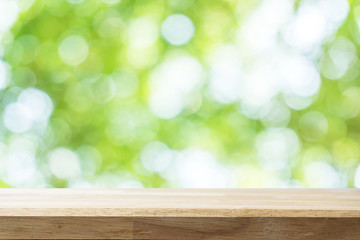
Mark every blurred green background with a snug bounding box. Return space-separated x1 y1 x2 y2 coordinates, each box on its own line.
0 0 360 188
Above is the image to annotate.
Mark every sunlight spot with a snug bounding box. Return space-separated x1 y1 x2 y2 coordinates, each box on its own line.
140 141 173 173
18 88 53 122
305 161 342 187
6 150 37 186
4 103 32 133
256 128 299 171
161 14 195 46
149 89 183 119
321 37 356 80
48 147 81 180
209 45 243 104
128 17 158 49
175 148 230 187
58 35 89 66
284 4 327 52
281 55 321 97
354 164 360 188
0 61 10 90
284 94 314 110
148 56 204 119
260 100 291 127
0 0 19 32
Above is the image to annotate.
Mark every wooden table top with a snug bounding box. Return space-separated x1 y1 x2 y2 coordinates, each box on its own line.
0 188 359 218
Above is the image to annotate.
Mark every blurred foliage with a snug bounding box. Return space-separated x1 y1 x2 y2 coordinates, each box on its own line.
1 0 360 188
0 180 11 188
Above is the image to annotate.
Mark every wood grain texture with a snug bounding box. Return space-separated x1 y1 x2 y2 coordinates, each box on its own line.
0 189 360 239
1 217 360 239
0 189 360 217
1 217 132 239
133 217 360 240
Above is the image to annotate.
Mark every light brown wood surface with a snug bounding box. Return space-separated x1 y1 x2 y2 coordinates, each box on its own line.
0 188 359 217
0 189 360 239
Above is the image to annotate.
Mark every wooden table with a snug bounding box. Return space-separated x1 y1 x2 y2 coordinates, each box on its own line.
0 189 359 239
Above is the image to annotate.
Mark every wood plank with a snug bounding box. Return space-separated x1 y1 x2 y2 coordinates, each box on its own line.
1 217 360 239
0 189 360 218
1 217 133 239
133 217 360 240
0 189 360 239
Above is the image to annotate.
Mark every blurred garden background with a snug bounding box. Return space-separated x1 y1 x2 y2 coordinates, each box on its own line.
0 0 359 188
